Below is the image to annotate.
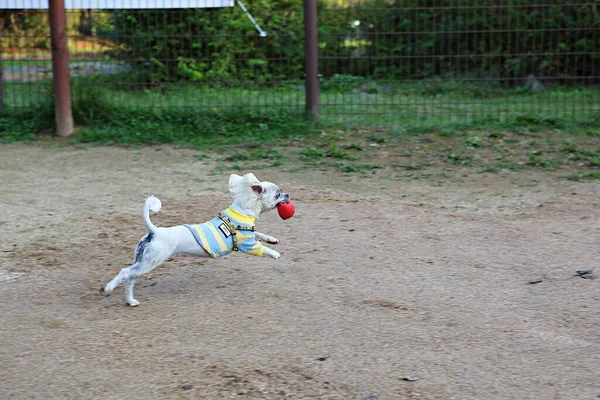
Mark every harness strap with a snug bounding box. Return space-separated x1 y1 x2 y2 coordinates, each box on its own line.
217 212 256 252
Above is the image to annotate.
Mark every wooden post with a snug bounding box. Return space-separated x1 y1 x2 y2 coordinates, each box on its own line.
303 0 319 117
49 0 74 136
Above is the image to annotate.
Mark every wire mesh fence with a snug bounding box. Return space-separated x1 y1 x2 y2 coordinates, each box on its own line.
0 2 306 114
1 0 599 128
319 0 599 126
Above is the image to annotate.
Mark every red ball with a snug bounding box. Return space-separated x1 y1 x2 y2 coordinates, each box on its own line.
277 200 295 220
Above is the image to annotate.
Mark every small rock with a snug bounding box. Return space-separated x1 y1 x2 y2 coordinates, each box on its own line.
180 384 193 390
527 278 543 285
526 74 544 93
575 269 598 279
403 376 421 381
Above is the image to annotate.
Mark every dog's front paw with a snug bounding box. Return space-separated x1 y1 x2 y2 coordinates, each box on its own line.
270 250 281 260
100 286 111 297
266 237 279 245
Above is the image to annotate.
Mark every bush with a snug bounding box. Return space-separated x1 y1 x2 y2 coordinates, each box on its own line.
104 0 599 83
319 0 600 82
105 1 306 84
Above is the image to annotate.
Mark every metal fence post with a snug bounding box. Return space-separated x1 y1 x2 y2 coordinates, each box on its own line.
49 0 74 136
0 35 4 108
303 0 319 117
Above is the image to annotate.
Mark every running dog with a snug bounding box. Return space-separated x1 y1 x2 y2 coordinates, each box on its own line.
100 173 289 306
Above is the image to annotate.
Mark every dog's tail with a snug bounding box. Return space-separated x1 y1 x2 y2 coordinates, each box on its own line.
142 195 162 234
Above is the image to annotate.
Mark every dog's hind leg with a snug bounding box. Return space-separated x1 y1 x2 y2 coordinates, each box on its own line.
122 251 170 306
123 275 140 307
101 263 138 297
101 254 167 306
101 232 166 304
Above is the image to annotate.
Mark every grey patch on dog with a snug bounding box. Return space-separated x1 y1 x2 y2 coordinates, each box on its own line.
134 232 153 263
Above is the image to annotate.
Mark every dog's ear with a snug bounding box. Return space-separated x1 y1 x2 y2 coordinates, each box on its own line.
243 173 261 186
243 173 263 197
251 185 264 195
228 174 243 194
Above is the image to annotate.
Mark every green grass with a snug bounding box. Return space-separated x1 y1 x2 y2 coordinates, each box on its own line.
1 58 120 72
563 171 600 181
2 74 599 179
3 74 599 132
0 79 317 147
299 147 325 159
1 59 52 68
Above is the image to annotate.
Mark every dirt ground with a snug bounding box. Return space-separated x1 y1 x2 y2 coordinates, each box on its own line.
1 143 599 400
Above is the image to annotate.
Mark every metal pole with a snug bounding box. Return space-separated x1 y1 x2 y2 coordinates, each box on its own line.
303 0 318 117
49 0 74 136
0 33 4 108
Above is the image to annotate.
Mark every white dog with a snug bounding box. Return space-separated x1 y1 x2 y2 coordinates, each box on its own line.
101 173 289 306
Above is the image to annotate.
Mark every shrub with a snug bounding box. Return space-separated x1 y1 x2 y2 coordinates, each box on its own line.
105 1 307 84
103 0 599 83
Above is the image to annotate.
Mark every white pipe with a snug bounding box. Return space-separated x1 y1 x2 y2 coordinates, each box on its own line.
235 0 267 37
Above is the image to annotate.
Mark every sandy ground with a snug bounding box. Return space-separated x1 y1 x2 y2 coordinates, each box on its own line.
0 144 599 400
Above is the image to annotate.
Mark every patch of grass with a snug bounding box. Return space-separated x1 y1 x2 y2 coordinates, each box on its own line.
74 107 315 149
559 139 600 164
488 130 505 139
3 76 600 180
320 74 363 93
2 78 317 147
299 147 325 159
220 148 288 170
0 84 55 143
525 149 559 170
231 161 244 170
394 163 424 170
326 145 357 160
367 134 387 144
0 112 45 143
444 151 474 166
222 149 284 162
299 145 358 162
4 77 600 145
563 171 600 181
339 162 382 173
477 166 501 174
465 136 484 148
345 142 365 151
